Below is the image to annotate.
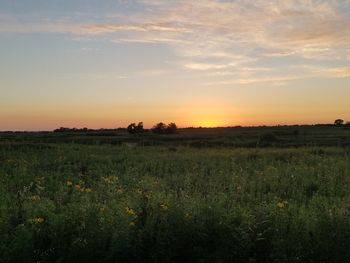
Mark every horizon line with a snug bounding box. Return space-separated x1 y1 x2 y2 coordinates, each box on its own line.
1 122 348 133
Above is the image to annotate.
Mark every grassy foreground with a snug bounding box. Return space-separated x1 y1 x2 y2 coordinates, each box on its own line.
1 144 350 262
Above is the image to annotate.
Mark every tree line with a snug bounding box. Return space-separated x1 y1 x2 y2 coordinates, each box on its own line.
53 119 348 134
54 122 178 134
334 119 350 126
127 122 177 134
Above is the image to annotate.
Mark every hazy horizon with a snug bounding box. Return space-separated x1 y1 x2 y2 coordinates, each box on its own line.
0 120 346 132
1 0 350 130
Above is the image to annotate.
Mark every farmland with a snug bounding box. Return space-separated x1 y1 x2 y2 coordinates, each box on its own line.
1 126 350 262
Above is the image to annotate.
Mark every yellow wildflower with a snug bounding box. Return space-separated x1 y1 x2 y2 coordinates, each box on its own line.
125 207 138 218
30 195 39 201
75 184 81 190
30 217 45 224
66 181 73 186
160 204 168 211
103 176 118 184
277 200 288 209
84 188 92 193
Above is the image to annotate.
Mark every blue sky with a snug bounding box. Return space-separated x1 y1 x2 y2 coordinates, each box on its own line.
1 0 350 130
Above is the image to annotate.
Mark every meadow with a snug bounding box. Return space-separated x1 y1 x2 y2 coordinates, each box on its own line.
1 127 350 262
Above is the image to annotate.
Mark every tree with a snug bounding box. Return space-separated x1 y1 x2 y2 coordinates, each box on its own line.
127 122 144 134
166 122 178 134
135 122 144 133
334 119 344 126
152 122 167 134
127 123 136 134
152 122 178 134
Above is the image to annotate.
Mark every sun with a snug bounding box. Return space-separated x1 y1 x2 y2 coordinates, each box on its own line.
178 99 240 128
195 119 221 128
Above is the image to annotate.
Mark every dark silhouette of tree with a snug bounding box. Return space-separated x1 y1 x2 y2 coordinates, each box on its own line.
166 122 178 134
54 127 70 132
54 127 90 132
334 119 344 126
135 122 144 133
127 123 136 134
127 122 145 134
152 122 167 134
152 122 178 134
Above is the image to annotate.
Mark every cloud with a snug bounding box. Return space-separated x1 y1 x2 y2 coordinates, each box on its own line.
201 65 350 86
73 73 128 80
78 1 350 65
81 22 187 35
201 75 303 86
318 67 350 78
184 62 234 71
3 1 349 59
1 0 349 85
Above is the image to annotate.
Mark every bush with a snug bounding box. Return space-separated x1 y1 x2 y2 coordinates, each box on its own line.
151 122 178 134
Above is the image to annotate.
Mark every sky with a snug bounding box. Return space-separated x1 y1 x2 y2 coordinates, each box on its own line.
0 0 350 130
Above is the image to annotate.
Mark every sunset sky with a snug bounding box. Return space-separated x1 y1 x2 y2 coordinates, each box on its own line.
1 0 350 130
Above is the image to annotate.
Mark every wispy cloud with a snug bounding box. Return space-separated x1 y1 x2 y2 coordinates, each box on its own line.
318 67 350 78
202 75 303 86
73 73 128 80
81 0 350 80
184 62 235 71
1 0 349 85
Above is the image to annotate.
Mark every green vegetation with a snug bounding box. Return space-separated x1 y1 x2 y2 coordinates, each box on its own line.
2 125 350 147
1 127 350 262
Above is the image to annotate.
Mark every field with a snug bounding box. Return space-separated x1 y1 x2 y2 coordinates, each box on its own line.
1 126 350 262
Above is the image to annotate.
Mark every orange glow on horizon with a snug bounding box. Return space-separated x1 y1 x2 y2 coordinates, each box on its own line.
191 119 225 128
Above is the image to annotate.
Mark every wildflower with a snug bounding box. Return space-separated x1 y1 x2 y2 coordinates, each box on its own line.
277 200 288 209
125 207 138 218
66 181 73 186
84 188 92 193
160 204 168 211
75 184 81 190
116 187 124 194
30 217 45 224
129 222 135 227
103 176 118 184
30 195 39 201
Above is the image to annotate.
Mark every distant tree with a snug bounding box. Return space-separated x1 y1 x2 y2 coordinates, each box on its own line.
127 123 136 134
334 119 344 126
166 122 178 134
345 122 350 126
54 127 69 132
127 122 145 134
152 122 167 134
135 122 144 133
152 122 178 134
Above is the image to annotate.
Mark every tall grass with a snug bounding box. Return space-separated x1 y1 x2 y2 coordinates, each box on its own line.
0 144 350 262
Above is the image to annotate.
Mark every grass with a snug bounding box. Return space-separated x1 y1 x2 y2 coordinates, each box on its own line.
1 125 350 147
1 139 350 262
